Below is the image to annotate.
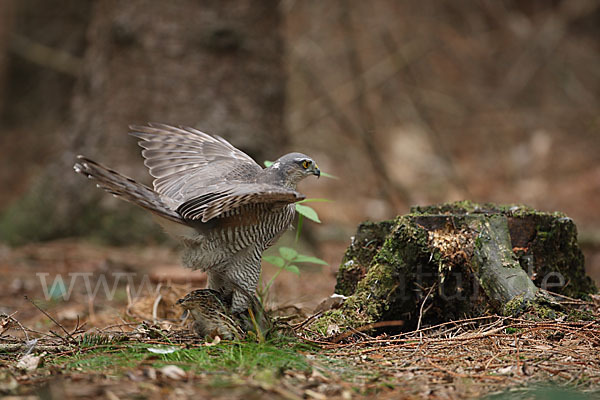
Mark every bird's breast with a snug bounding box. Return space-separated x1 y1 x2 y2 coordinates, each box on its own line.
197 203 295 249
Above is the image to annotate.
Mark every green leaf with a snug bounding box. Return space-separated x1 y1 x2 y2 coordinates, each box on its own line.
297 198 333 204
263 160 273 167
320 171 338 179
284 264 300 275
279 246 298 261
295 204 321 223
263 255 285 268
293 254 328 265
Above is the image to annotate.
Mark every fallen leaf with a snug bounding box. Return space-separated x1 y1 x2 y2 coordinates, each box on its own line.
326 324 340 336
496 365 516 375
314 294 347 313
205 336 221 346
16 354 41 371
147 346 178 354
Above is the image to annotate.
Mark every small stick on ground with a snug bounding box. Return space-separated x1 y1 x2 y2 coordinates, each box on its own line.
24 295 75 345
332 320 404 343
417 283 437 334
1 312 30 341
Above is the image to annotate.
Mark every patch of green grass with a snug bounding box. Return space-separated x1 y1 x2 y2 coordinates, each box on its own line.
48 335 313 377
50 346 142 372
152 339 312 374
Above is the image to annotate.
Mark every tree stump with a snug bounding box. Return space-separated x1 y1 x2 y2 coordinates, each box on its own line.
314 201 597 334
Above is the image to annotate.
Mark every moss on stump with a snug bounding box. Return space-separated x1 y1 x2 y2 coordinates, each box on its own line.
314 201 596 335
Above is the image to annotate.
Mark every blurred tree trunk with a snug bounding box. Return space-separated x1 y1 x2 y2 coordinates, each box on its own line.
0 0 90 211
0 0 14 115
0 0 286 244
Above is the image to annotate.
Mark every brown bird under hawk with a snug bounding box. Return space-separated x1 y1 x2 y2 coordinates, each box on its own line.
74 123 320 314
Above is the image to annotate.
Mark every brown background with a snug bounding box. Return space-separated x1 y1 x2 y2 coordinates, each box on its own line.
0 0 599 287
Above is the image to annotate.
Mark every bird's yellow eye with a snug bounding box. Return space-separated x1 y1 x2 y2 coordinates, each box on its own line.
302 160 310 169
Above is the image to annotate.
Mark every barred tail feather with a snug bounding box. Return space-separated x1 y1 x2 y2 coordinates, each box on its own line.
74 155 184 224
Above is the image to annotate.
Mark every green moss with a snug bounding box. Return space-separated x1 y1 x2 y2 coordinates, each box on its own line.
333 217 424 326
335 220 395 296
345 262 399 322
567 309 595 322
411 201 597 299
328 215 487 332
329 201 597 335
503 294 527 316
325 218 428 331
530 302 557 320
503 294 565 320
410 200 568 219
410 200 538 216
311 308 370 336
527 214 596 298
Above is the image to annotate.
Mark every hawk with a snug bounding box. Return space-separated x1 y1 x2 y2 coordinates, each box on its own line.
74 123 320 314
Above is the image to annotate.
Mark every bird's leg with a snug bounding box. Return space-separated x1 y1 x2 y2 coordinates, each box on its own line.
225 274 272 337
226 255 262 314
236 294 272 337
230 287 254 315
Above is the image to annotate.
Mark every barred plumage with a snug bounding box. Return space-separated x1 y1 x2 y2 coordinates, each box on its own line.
177 289 243 340
74 123 320 314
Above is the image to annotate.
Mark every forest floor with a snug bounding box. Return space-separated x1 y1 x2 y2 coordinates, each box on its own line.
1 240 600 400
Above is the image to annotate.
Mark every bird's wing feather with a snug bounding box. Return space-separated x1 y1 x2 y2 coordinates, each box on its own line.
177 183 305 222
73 156 184 224
130 123 262 202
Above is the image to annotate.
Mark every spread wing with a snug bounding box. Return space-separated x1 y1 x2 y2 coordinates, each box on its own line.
130 123 262 202
177 183 305 222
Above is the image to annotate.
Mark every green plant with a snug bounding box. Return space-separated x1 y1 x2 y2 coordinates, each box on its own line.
262 246 328 295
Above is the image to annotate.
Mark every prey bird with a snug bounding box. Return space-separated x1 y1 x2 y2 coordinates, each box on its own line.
176 289 243 340
74 123 320 314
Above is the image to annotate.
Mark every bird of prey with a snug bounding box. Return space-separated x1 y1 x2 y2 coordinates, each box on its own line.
74 123 320 314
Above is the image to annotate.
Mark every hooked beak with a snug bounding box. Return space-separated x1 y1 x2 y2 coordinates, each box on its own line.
313 164 321 178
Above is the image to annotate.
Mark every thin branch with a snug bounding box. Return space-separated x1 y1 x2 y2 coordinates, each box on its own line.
416 283 437 333
24 295 75 345
1 312 29 341
332 320 404 343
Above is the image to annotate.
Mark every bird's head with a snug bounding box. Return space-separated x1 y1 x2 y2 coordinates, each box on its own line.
266 152 320 188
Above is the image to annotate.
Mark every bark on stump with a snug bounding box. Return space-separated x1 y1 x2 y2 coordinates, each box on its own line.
314 201 596 334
